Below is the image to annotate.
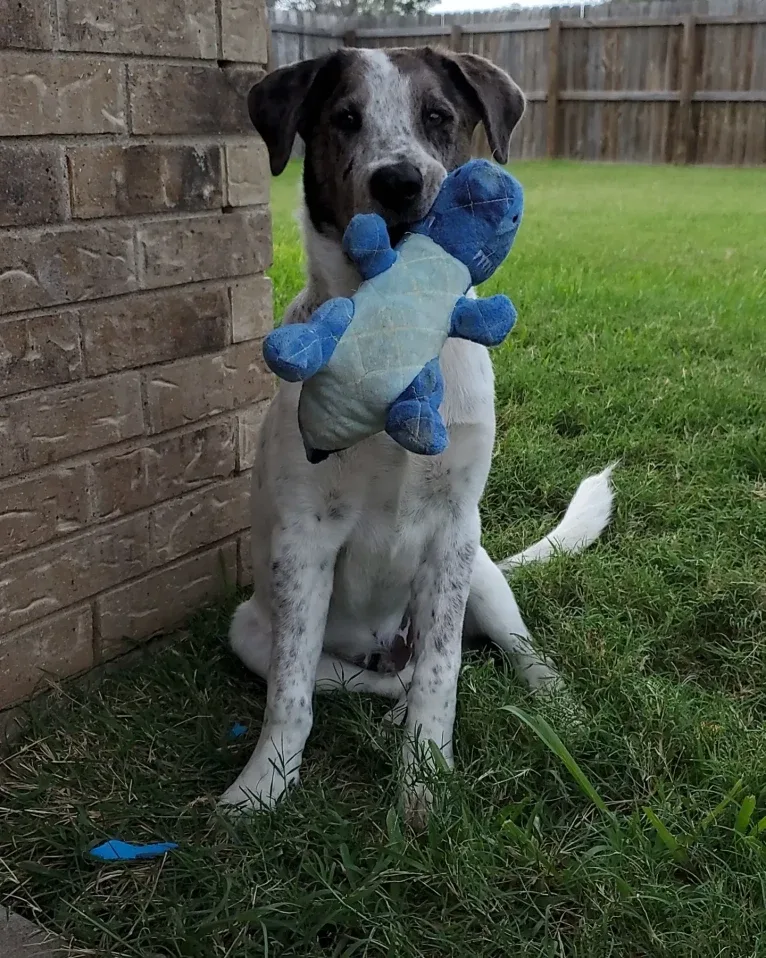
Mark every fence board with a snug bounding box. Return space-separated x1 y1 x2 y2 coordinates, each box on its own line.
268 0 766 167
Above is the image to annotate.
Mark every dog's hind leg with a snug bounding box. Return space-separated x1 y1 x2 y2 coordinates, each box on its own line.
230 598 412 701
465 548 561 692
466 465 615 691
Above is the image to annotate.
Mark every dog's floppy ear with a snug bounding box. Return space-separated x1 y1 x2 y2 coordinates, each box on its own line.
248 52 346 176
429 50 525 164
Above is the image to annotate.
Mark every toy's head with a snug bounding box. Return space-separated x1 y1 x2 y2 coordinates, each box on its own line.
412 159 523 285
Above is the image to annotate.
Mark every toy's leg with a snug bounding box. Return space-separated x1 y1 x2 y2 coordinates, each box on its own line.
342 213 397 281
262 298 354 382
385 358 448 456
449 294 517 348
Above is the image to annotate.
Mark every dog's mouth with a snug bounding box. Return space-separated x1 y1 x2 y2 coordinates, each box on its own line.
388 223 409 247
358 178 443 250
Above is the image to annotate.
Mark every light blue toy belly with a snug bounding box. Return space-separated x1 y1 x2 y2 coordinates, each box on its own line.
299 233 471 451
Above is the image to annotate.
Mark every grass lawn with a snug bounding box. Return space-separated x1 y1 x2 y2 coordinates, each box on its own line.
2 160 766 957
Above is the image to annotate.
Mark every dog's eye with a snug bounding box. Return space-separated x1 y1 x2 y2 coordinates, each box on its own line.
425 109 450 128
333 108 362 133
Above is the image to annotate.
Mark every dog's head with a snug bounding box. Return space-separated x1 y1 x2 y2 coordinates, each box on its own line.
248 46 525 242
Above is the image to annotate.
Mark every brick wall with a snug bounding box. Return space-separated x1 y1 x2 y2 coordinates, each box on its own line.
0 0 274 711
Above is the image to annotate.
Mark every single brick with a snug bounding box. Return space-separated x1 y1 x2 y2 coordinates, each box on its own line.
0 222 136 315
137 208 271 290
67 144 223 219
0 372 144 480
0 144 66 227
128 63 252 135
224 141 270 207
80 286 229 376
221 0 269 63
96 542 237 656
0 311 83 398
0 606 92 708
89 419 237 519
0 0 54 51
58 0 217 58
230 274 273 343
222 63 265 99
0 53 125 136
0 514 151 634
144 339 272 434
151 473 250 564
238 401 269 470
0 464 89 561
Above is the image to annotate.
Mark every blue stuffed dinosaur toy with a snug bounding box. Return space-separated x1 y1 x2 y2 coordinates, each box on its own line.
263 159 524 463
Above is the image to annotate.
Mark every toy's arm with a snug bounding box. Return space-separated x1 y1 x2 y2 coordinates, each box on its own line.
262 298 354 382
449 294 517 348
342 213 397 281
386 358 448 456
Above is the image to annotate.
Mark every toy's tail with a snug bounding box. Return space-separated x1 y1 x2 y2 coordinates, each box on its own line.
498 464 616 572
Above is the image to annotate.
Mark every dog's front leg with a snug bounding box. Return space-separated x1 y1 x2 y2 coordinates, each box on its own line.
219 526 341 813
402 514 479 828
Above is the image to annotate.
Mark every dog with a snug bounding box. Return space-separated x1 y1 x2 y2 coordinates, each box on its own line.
220 46 614 823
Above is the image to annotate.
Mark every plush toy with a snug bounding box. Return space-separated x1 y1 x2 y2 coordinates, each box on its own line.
263 159 524 463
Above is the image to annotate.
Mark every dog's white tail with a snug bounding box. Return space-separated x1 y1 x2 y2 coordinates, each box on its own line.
498 463 616 573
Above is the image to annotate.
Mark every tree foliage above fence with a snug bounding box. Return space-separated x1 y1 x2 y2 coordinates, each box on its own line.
272 0 430 16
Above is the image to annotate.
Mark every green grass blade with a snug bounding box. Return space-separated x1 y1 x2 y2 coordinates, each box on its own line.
385 806 403 846
643 807 689 863
502 705 608 814
735 795 757 835
697 778 745 834
427 738 452 773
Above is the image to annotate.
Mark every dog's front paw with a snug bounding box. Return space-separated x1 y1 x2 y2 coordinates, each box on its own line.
402 779 434 832
517 654 564 695
399 733 453 830
218 783 269 817
218 758 298 816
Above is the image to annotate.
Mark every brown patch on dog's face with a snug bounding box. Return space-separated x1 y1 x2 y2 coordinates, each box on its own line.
248 46 525 240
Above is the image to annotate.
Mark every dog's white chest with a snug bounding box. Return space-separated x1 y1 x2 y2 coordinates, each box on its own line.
322 422 491 663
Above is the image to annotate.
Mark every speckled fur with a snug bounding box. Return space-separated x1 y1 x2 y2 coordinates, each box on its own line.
220 48 615 820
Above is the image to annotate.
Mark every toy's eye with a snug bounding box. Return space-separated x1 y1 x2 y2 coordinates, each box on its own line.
332 107 362 133
425 109 450 128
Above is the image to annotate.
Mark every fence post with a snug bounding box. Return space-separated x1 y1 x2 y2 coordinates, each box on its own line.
675 15 698 164
546 9 561 159
343 29 357 47
450 23 463 53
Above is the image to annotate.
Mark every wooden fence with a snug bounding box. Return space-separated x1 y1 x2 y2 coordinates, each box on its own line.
269 1 766 166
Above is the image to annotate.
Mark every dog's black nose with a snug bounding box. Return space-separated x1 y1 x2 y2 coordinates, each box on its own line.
369 161 423 213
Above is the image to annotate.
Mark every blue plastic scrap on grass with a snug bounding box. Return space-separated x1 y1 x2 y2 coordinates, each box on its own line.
229 722 248 739
89 840 178 861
